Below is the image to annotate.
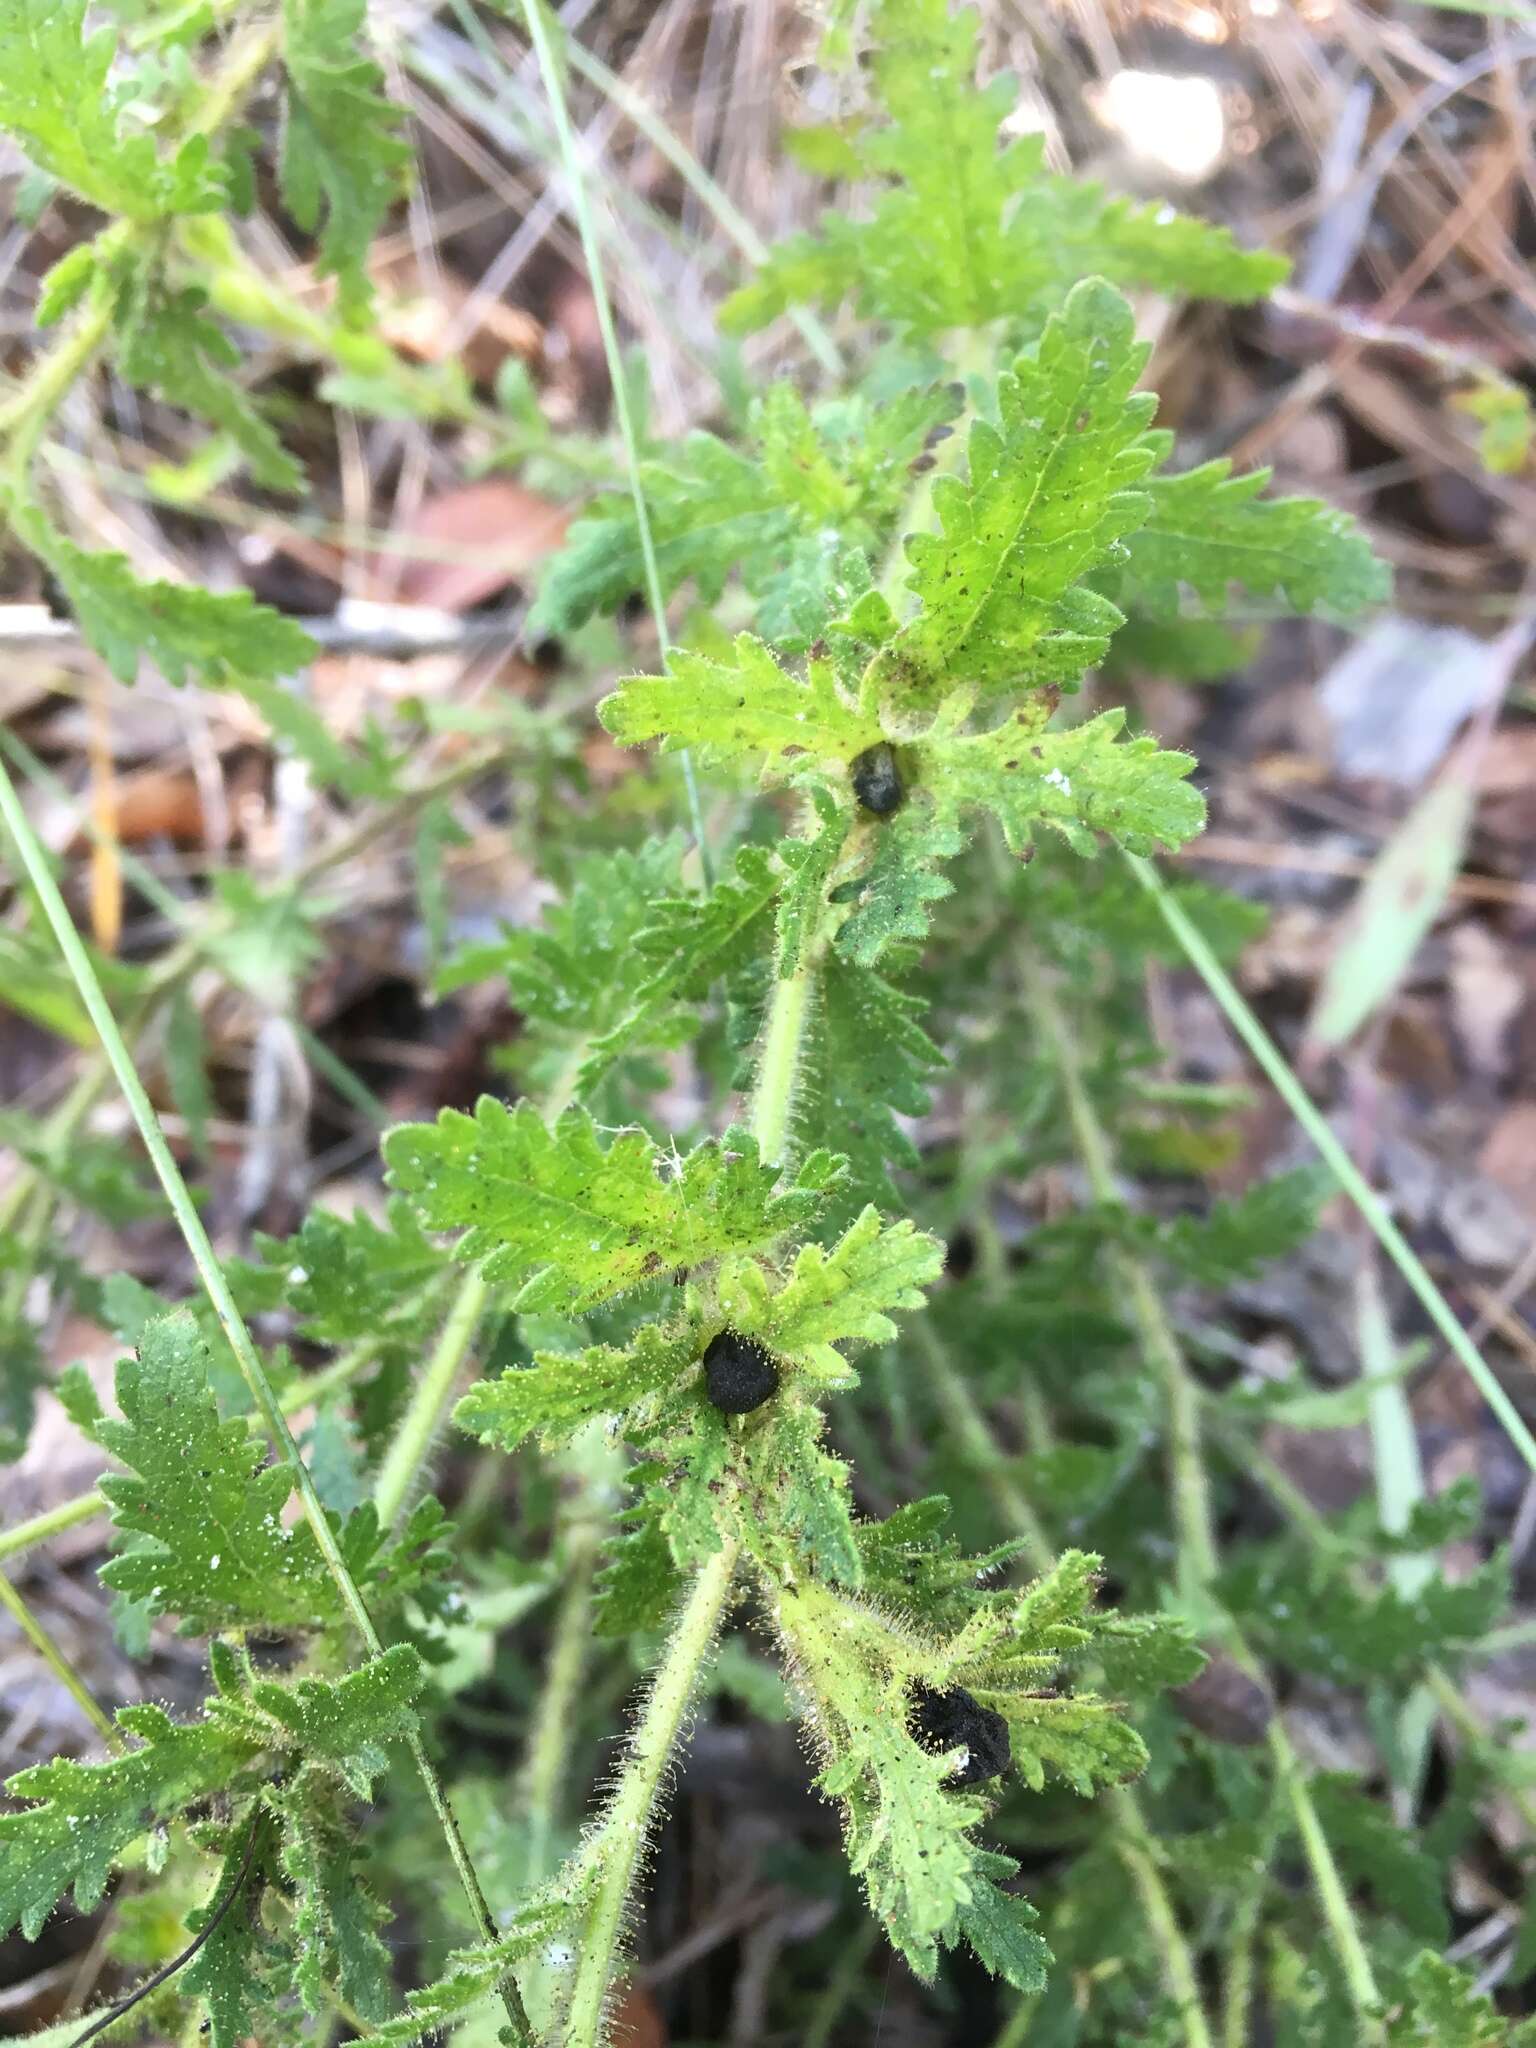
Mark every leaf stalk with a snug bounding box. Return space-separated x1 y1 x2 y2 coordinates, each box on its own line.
750 961 812 1168
563 1538 738 2047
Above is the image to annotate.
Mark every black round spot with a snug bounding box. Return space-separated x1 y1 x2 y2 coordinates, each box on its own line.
908 1681 1011 1786
850 743 904 817
702 1328 780 1414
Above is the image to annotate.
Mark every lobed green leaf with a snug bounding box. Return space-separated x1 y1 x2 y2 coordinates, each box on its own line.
834 706 1204 965
454 1324 695 1452
776 1580 987 1977
989 1689 1147 1797
575 843 782 1088
872 280 1157 710
747 1403 865 1585
435 838 689 1090
757 1205 944 1370
280 0 410 318
245 1202 448 1348
1113 450 1390 621
384 1100 841 1311
721 0 1283 341
118 275 303 493
601 634 881 772
179 1832 284 2048
0 1648 421 1941
948 1870 1052 1993
0 1708 248 1940
1387 1952 1536 2045
0 0 227 218
534 381 960 647
17 514 315 690
94 1311 340 1636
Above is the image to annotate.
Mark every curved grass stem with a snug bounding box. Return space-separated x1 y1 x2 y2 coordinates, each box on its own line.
0 756 531 2045
516 0 711 886
372 1273 490 1529
1125 850 1536 1479
521 1435 616 1884
0 1567 120 1751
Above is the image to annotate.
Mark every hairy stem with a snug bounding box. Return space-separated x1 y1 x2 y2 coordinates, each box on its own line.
0 22 282 462
0 759 530 2044
0 251 121 468
182 216 479 427
0 1064 105 1239
370 1039 589 1524
1215 1789 1281 2048
990 1997 1039 2048
564 1540 738 2047
750 963 812 1168
1271 1727 1383 2022
0 1495 105 1569
912 1321 1052 1572
186 19 279 140
1220 1866 1263 2048
1113 1793 1216 2048
1120 1256 1219 1593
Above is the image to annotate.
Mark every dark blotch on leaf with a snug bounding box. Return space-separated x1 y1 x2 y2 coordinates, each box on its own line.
850 742 904 817
908 1681 1011 1786
702 1328 780 1414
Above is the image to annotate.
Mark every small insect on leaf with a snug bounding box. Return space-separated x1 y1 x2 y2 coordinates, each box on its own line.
850 742 905 817
702 1328 781 1414
908 1681 1012 1787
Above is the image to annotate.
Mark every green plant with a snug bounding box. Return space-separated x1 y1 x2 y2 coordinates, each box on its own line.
1 3 1531 2045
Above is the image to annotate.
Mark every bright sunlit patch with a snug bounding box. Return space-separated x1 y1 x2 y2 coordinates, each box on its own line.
1096 69 1226 185
1171 3 1228 40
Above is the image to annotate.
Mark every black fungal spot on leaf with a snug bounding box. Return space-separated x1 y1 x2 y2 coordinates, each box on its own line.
850 742 905 817
908 1681 1011 1786
702 1328 780 1414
